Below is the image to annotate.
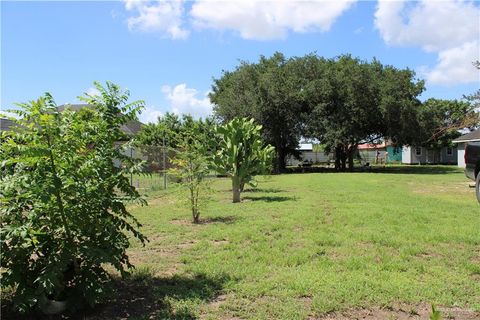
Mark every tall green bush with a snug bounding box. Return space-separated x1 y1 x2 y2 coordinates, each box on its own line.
213 118 274 203
0 82 146 313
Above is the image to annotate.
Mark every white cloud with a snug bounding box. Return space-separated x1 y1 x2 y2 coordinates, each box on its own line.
161 83 212 119
375 0 480 86
354 27 363 35
375 0 479 52
122 0 356 40
0 110 19 119
124 0 189 39
85 87 100 97
190 0 356 40
420 40 480 86
139 106 163 124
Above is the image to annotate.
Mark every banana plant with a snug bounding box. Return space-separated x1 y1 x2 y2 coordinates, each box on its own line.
213 118 275 203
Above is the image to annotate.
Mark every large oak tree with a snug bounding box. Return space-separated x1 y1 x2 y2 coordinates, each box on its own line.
210 53 306 172
210 52 426 171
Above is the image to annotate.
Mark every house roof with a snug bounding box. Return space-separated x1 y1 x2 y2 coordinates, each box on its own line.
1 105 144 137
298 143 313 151
452 129 480 143
357 142 388 150
0 118 18 132
58 104 144 135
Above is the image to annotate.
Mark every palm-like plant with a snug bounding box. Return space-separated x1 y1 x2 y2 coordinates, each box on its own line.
213 118 275 203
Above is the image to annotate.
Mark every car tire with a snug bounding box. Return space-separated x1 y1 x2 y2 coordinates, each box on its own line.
476 173 480 203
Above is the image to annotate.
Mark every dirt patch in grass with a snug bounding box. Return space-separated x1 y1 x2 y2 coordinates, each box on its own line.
87 273 228 320
415 251 441 260
201 294 244 320
299 295 313 308
176 240 198 248
201 216 239 224
212 239 229 246
315 303 480 320
470 247 480 264
170 218 194 225
242 187 284 193
162 263 184 277
411 181 473 196
207 293 230 310
145 195 177 206
2 274 229 320
171 215 239 225
127 239 197 266
242 195 296 202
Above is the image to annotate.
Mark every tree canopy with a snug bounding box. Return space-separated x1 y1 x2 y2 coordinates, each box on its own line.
210 53 305 172
416 98 478 148
210 52 429 171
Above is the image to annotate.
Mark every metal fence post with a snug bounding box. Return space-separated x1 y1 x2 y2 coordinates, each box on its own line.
130 147 133 186
163 136 167 189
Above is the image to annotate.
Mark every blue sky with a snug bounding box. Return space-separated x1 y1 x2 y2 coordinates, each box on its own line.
2 0 479 123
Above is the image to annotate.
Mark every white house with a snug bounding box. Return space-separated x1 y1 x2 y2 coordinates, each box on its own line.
401 146 457 165
452 129 480 168
286 143 333 166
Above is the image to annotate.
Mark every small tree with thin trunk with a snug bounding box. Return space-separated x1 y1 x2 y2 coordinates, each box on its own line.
169 126 211 223
213 118 274 203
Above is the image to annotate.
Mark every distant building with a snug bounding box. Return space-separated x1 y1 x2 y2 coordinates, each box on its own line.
356 142 457 165
401 146 456 165
1 105 143 137
57 104 143 138
452 129 480 168
357 142 402 164
57 104 145 166
0 118 18 133
1 105 145 167
286 143 333 166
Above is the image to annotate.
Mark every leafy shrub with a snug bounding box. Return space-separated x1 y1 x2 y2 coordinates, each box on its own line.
0 82 147 313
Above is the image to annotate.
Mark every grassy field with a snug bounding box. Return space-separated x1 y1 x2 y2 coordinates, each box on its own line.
90 167 480 318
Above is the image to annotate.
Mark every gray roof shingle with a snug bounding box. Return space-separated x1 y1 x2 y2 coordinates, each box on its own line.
0 118 17 132
1 105 144 136
0 118 18 132
57 104 144 135
452 129 480 143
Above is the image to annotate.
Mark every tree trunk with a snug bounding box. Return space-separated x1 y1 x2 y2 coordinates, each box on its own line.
193 210 200 224
191 187 199 223
335 146 341 171
347 145 355 171
338 145 346 171
232 178 241 203
341 155 347 171
239 181 245 192
274 147 286 173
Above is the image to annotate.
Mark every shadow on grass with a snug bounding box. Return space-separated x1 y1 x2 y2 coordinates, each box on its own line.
87 273 228 320
2 273 228 320
199 215 239 225
242 195 295 202
283 165 461 175
368 165 462 175
242 187 284 193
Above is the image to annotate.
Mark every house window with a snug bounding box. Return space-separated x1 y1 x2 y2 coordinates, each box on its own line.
446 147 453 155
415 147 422 156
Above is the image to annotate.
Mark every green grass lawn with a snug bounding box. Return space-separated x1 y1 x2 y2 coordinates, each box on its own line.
98 166 480 319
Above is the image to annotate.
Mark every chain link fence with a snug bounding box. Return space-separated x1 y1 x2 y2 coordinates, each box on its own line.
123 145 177 193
